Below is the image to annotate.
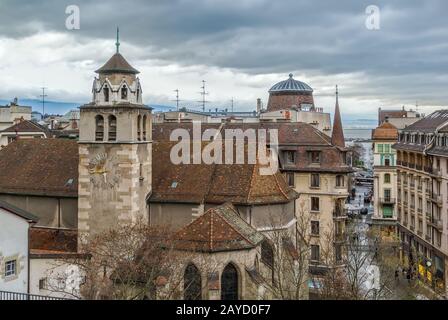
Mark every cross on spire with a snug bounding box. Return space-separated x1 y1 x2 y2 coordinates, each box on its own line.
115 27 120 53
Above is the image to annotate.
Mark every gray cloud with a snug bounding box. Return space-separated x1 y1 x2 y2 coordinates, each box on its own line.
0 0 448 110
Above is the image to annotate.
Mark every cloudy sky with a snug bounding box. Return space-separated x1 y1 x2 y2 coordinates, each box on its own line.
0 0 447 119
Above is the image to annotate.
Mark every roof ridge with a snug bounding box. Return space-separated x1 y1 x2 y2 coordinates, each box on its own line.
217 205 257 246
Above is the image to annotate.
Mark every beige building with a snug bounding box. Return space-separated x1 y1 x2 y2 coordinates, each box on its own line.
0 98 32 131
394 110 448 298
371 121 399 237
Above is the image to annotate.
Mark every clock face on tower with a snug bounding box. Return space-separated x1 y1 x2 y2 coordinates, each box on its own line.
88 152 120 188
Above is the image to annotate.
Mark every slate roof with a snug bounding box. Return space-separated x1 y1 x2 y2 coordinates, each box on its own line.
0 139 79 197
95 53 140 74
0 199 38 222
150 141 298 205
371 121 398 141
153 122 351 173
269 74 313 93
401 110 448 133
172 203 264 252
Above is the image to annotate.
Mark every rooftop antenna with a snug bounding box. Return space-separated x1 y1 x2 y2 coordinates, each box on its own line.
115 27 120 53
415 101 419 113
173 89 181 111
40 87 48 117
197 80 209 112
231 97 234 113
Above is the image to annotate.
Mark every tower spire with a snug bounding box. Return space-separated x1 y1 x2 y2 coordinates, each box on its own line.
331 84 345 148
115 27 120 53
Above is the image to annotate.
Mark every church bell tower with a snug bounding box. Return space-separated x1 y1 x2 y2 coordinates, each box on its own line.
78 29 152 238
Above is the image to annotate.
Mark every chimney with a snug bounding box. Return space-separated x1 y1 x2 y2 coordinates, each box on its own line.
256 98 262 114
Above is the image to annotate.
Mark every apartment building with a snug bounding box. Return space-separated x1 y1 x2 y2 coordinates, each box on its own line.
394 110 448 297
371 121 399 238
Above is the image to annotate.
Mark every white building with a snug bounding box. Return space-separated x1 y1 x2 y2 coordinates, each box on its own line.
0 200 37 294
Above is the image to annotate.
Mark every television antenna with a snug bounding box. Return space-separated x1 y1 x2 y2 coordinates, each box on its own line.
40 87 48 117
197 80 209 112
173 89 181 111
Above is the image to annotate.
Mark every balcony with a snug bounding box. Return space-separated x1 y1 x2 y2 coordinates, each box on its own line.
402 161 408 167
416 165 423 171
333 209 348 220
409 163 416 169
380 197 396 205
417 230 423 236
410 225 415 231
397 160 402 166
424 166 433 174
433 218 444 231
431 193 443 206
425 234 431 241
334 233 346 243
433 168 442 178
410 183 415 189
417 185 422 192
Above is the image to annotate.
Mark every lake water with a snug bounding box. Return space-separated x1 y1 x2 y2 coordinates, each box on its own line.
344 128 372 140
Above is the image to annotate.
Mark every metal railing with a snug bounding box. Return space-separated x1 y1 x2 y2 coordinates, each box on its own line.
0 290 70 300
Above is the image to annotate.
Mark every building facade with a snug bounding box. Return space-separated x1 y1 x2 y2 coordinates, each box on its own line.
394 110 448 297
77 45 152 239
371 121 399 237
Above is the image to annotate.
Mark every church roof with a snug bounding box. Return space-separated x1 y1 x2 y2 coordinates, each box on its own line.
269 74 313 93
172 203 264 252
149 141 299 205
371 121 398 140
0 139 78 197
95 53 140 74
331 88 345 148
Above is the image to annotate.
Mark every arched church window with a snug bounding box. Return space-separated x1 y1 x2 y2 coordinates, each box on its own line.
137 115 142 141
221 264 239 300
184 263 202 300
95 115 104 141
108 115 117 141
121 86 128 100
142 115 147 141
103 87 109 102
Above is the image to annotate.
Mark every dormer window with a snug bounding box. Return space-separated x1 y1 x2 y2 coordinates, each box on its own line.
103 87 109 102
309 151 321 164
121 86 128 100
284 151 296 164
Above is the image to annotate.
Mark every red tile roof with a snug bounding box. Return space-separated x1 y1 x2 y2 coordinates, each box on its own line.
150 141 298 205
0 139 79 197
30 227 78 253
1 120 50 135
172 203 264 252
371 121 398 140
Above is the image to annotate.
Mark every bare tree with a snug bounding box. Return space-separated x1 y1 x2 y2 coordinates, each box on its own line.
45 221 193 300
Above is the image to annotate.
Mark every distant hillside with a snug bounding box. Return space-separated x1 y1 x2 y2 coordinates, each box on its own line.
0 99 175 115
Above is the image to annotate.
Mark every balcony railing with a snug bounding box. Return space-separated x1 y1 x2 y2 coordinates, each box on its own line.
0 290 70 300
416 165 423 171
424 166 433 174
409 163 416 169
334 233 346 243
333 210 348 220
432 218 443 231
425 234 431 241
397 160 402 166
380 197 396 204
402 161 408 167
433 168 442 177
